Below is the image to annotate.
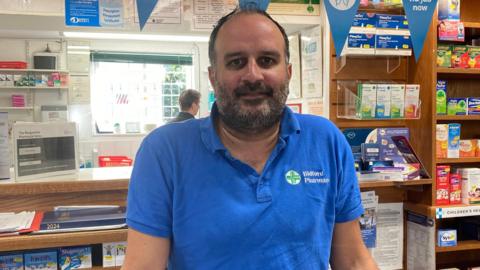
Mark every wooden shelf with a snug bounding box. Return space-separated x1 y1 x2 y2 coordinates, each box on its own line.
0 68 69 73
463 22 480 29
437 158 480 164
0 106 33 110
436 115 480 121
437 68 480 75
436 240 480 253
335 119 408 129
0 86 68 89
1 229 127 252
360 179 432 189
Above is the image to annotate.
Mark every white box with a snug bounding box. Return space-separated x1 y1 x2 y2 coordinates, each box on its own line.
102 243 116 267
375 84 391 118
405 84 420 118
115 242 127 266
357 84 377 119
458 168 480 205
390 84 405 118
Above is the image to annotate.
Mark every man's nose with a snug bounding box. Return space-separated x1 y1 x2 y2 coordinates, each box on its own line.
242 60 264 83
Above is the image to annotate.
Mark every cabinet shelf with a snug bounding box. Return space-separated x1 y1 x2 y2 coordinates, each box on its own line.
359 179 432 189
436 115 480 121
436 240 480 253
437 68 480 74
1 228 127 252
437 158 480 164
463 22 480 29
0 69 69 73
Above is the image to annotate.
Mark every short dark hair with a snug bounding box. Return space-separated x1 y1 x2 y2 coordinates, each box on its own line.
179 89 201 111
208 8 290 66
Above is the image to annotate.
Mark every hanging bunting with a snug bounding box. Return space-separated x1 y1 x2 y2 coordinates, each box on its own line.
239 0 270 11
136 0 158 30
402 0 438 62
324 0 361 57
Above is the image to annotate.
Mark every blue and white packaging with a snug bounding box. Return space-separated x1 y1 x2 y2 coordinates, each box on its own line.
376 14 409 30
351 13 377 34
375 84 391 118
438 0 460 21
24 250 57 270
376 35 412 56
437 229 457 247
0 253 23 270
376 128 409 164
343 33 376 55
59 246 92 269
447 123 461 158
468 97 480 115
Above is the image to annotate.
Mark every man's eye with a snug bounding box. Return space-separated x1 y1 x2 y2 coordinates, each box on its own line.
227 59 245 69
258 57 276 67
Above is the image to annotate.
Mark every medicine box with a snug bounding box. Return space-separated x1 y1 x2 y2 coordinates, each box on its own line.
352 13 377 30
357 84 377 119
437 229 457 247
346 33 376 50
390 84 405 118
438 0 460 21
452 45 469 68
376 14 409 30
59 246 92 269
115 242 127 266
405 84 420 118
0 253 23 270
436 124 448 158
377 127 409 164
24 250 57 270
437 44 452 67
375 84 391 118
376 34 412 49
459 168 480 205
436 165 450 205
450 173 462 204
468 98 480 115
436 80 447 115
468 46 480 68
438 21 464 42
447 123 461 158
103 243 116 268
460 140 477 158
447 98 468 115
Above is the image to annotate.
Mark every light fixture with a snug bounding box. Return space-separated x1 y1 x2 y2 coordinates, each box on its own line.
63 31 209 42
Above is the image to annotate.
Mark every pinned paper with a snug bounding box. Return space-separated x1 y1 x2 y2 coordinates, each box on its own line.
324 0 361 57
136 0 158 30
239 0 270 11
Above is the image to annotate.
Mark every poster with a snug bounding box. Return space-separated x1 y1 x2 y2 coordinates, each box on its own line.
69 75 91 105
406 212 435 270
0 112 9 180
13 122 78 181
127 0 182 25
268 0 321 16
191 0 236 30
306 98 324 116
301 26 322 98
288 33 302 99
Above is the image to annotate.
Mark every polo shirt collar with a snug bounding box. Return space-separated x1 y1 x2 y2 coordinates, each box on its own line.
200 103 301 153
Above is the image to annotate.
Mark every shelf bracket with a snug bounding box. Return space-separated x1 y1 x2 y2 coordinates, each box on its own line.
334 55 347 74
386 56 401 74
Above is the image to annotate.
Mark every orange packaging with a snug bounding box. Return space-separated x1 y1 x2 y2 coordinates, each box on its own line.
436 124 448 158
476 139 480 157
460 140 477 158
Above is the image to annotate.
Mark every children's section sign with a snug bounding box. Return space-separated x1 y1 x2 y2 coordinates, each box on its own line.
402 0 438 61
324 0 361 57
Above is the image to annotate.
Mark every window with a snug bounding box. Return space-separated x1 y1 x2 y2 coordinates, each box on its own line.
90 52 194 134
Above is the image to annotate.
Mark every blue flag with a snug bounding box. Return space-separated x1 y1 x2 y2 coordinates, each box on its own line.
239 0 270 11
324 0 360 57
136 0 158 30
402 0 438 61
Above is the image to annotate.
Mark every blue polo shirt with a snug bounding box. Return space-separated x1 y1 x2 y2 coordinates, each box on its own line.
127 105 363 270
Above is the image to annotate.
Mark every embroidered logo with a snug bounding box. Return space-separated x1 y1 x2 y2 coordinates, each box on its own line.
303 170 330 184
285 170 301 185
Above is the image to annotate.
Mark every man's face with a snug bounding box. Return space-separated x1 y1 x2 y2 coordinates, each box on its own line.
208 13 292 133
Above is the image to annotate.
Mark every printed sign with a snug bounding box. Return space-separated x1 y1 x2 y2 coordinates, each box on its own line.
65 0 100 27
436 205 480 219
324 0 361 57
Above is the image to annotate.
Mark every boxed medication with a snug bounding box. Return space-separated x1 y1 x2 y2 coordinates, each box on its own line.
460 140 477 158
437 229 457 247
376 14 409 30
447 98 468 115
450 173 462 204
390 84 405 118
375 84 391 118
468 46 480 68
115 242 127 266
452 45 469 68
437 44 452 67
405 84 420 118
344 33 376 55
468 97 480 115
102 243 116 267
375 35 412 55
438 0 460 21
24 250 57 270
352 13 377 32
459 168 480 204
447 123 461 158
436 165 451 205
436 80 448 115
0 253 23 270
59 246 92 269
436 124 449 158
438 20 464 42
357 84 377 119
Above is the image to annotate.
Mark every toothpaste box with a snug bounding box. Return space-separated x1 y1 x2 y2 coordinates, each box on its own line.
447 123 461 158
0 253 23 270
468 97 480 115
24 250 57 270
437 80 448 115
375 84 391 118
437 44 452 67
436 165 451 205
450 173 462 204
390 84 405 118
447 98 468 115
437 229 457 247
436 124 449 158
352 13 377 30
357 84 377 119
376 14 409 30
438 0 460 21
452 45 469 68
460 140 477 158
405 84 420 118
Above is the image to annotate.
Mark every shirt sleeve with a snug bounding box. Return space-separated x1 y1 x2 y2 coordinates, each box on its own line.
126 134 174 238
334 132 364 223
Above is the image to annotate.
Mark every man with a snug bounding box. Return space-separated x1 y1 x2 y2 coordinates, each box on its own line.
123 8 378 270
168 89 201 123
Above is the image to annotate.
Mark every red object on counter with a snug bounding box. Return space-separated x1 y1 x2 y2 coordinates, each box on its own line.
0 61 27 69
98 156 133 167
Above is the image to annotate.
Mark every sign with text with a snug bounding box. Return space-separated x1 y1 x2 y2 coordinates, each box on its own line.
65 0 100 27
324 0 361 57
436 205 480 219
402 0 438 61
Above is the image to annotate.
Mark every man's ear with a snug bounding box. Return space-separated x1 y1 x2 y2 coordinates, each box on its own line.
287 63 292 80
208 66 215 91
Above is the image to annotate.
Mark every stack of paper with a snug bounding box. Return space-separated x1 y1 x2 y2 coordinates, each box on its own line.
0 211 43 236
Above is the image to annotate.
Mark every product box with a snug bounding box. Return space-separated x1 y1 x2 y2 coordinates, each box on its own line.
376 14 409 30
357 84 377 119
377 127 409 164
459 168 480 205
468 98 480 115
452 45 469 68
102 243 116 267
436 80 448 115
352 13 377 30
438 20 465 42
405 84 420 118
24 250 57 270
115 242 126 266
460 140 477 158
447 98 468 115
438 0 460 21
450 173 462 204
375 84 391 118
361 143 381 162
437 44 452 67
390 84 405 118
59 246 92 269
0 74 5 86
376 34 412 51
437 229 457 247
436 165 451 205
5 74 13 87
436 124 449 158
477 139 480 157
0 253 23 270
344 33 376 55
447 123 461 158
468 46 480 68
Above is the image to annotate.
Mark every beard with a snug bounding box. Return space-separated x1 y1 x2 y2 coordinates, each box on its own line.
215 79 289 134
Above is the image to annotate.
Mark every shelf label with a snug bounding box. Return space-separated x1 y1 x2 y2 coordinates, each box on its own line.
436 205 480 219
324 0 361 57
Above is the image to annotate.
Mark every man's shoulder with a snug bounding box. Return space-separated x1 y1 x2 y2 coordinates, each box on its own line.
294 113 338 133
146 117 204 144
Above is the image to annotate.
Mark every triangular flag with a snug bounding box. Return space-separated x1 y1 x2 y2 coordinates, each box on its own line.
402 0 438 61
239 0 270 11
324 0 361 57
136 0 158 30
